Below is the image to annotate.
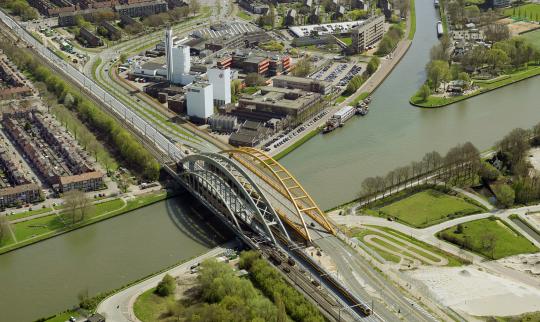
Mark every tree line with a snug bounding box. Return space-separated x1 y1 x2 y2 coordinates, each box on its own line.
344 56 380 96
239 251 325 322
360 142 480 203
375 24 404 56
0 40 160 179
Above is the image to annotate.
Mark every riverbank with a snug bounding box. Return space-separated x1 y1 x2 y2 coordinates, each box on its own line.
410 65 540 108
0 190 170 256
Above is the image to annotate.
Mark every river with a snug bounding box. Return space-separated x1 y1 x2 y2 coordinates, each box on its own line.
0 195 232 322
281 0 540 210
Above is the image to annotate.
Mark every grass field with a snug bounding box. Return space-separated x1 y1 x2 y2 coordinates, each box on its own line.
7 207 52 221
408 0 416 39
504 3 540 20
133 287 173 322
521 29 540 49
438 217 539 259
377 189 484 228
339 37 352 46
236 11 252 21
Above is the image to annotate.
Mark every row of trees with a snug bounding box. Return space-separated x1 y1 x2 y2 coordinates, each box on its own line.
0 40 160 179
291 57 313 77
239 251 325 322
375 24 404 56
360 142 481 203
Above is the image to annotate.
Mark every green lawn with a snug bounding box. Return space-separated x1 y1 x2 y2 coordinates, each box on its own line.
339 37 352 46
438 217 539 259
504 3 540 20
408 0 416 40
378 189 484 228
8 207 52 221
236 11 252 21
133 287 174 322
13 214 65 241
43 311 81 322
520 29 540 50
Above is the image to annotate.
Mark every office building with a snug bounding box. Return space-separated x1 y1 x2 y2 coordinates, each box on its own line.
350 15 385 53
186 82 214 121
207 67 231 106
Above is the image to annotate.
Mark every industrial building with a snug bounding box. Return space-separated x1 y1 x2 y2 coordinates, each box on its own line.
217 51 292 77
164 27 194 85
272 75 331 95
238 87 322 126
229 120 271 147
350 15 385 53
207 67 231 106
186 82 213 121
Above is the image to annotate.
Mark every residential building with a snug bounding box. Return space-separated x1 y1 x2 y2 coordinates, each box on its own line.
0 184 41 208
115 0 167 17
350 15 385 53
57 171 104 192
78 27 104 47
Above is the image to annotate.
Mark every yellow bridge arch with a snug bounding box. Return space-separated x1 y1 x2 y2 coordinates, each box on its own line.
221 147 335 242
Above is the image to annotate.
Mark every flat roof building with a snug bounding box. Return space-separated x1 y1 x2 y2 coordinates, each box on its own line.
238 87 322 126
272 75 331 95
186 82 214 121
350 15 385 53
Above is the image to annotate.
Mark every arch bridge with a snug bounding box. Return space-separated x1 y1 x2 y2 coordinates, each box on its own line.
176 147 335 245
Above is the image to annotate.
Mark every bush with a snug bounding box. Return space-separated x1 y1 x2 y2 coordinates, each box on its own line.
155 274 176 297
479 161 500 181
492 183 515 208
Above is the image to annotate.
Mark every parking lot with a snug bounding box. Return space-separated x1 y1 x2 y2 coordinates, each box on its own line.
309 61 364 87
260 109 329 152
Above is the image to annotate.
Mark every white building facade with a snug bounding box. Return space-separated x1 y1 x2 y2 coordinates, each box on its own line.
186 82 214 120
207 67 231 106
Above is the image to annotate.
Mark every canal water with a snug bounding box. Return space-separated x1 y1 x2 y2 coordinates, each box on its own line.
281 0 540 209
0 195 232 322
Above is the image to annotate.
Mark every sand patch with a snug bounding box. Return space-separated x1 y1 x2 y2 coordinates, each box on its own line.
407 266 540 316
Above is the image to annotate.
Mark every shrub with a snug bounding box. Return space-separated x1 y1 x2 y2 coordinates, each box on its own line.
155 274 176 297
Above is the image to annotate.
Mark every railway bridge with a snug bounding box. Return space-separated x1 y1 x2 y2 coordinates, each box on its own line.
0 11 438 320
